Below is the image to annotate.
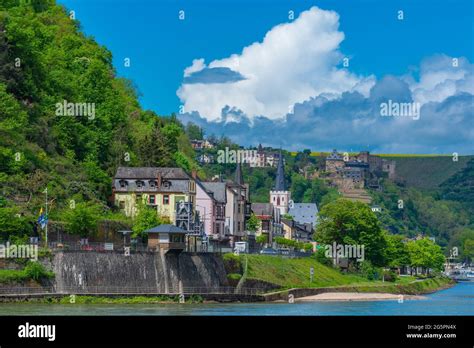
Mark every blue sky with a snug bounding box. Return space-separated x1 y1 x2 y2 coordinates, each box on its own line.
59 0 473 153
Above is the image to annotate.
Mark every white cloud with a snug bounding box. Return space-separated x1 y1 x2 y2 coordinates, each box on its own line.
177 6 375 121
179 55 474 154
184 58 206 77
406 55 474 105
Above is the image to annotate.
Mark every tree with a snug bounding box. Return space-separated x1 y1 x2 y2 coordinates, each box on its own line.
315 199 387 266
384 233 410 269
407 238 445 274
246 213 261 232
462 239 474 263
185 122 204 140
132 204 163 238
62 202 101 238
0 206 32 241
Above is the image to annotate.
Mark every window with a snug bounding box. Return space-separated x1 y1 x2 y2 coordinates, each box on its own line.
238 203 241 214
119 180 127 188
238 221 241 232
149 195 156 205
163 195 170 205
136 180 144 188
171 234 184 243
149 180 157 188
119 201 125 209
215 223 220 235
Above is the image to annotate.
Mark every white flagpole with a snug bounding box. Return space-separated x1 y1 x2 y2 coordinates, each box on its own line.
44 188 48 247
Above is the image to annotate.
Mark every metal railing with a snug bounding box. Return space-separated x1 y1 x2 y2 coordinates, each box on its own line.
47 242 150 253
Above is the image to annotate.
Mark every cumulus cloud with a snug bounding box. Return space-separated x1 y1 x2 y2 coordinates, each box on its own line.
177 6 375 121
176 7 473 154
405 54 474 105
179 55 473 154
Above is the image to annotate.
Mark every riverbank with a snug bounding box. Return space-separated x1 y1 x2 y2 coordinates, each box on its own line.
0 253 455 304
295 292 426 302
263 276 455 302
0 276 454 304
0 282 471 316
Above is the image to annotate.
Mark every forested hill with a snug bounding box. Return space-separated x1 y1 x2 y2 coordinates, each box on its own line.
0 1 198 237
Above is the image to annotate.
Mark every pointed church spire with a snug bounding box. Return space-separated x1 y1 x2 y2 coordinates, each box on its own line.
235 163 244 185
275 151 285 191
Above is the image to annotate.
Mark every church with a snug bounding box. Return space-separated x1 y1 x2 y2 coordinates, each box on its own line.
251 152 318 245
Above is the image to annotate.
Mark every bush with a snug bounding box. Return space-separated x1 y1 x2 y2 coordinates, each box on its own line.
24 261 54 281
360 261 383 281
256 234 267 245
383 270 398 282
313 248 333 267
223 253 242 274
227 273 242 286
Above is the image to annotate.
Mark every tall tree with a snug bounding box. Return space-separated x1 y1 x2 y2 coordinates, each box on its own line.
315 199 387 266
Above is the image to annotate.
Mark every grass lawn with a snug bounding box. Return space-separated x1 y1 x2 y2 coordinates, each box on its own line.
245 255 367 289
244 255 451 293
0 269 30 283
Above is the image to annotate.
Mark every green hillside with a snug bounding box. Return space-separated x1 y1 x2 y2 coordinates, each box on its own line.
0 1 199 240
383 155 473 190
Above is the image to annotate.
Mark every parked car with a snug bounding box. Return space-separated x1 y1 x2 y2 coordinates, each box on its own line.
260 248 279 255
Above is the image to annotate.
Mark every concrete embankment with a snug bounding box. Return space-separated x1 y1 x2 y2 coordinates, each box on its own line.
53 251 229 293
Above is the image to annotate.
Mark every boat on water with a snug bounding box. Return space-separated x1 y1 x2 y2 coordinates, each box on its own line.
448 269 474 282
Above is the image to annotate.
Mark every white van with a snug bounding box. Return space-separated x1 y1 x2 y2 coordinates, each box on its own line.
233 241 248 254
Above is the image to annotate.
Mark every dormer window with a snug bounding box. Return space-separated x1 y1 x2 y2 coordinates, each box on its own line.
136 180 145 188
162 181 171 188
149 180 158 188
119 180 128 188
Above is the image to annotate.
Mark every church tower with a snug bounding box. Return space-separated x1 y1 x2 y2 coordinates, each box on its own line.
270 152 290 215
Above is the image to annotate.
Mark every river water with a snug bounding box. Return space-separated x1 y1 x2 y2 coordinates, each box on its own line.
0 282 472 316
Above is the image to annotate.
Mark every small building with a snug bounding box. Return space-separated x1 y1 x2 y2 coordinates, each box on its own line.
371 205 382 213
191 139 214 150
251 203 275 238
225 164 250 245
198 153 214 164
144 224 188 252
282 219 314 242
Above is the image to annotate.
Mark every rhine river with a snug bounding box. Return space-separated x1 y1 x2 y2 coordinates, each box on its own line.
1 282 472 316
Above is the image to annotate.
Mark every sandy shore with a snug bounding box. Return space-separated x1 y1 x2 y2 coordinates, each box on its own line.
295 292 426 302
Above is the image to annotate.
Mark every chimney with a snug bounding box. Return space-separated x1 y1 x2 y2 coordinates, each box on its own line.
156 171 161 188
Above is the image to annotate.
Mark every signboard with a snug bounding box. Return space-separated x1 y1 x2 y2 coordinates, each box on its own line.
104 243 114 251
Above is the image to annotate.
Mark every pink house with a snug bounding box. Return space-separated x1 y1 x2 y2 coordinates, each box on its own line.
195 180 227 241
